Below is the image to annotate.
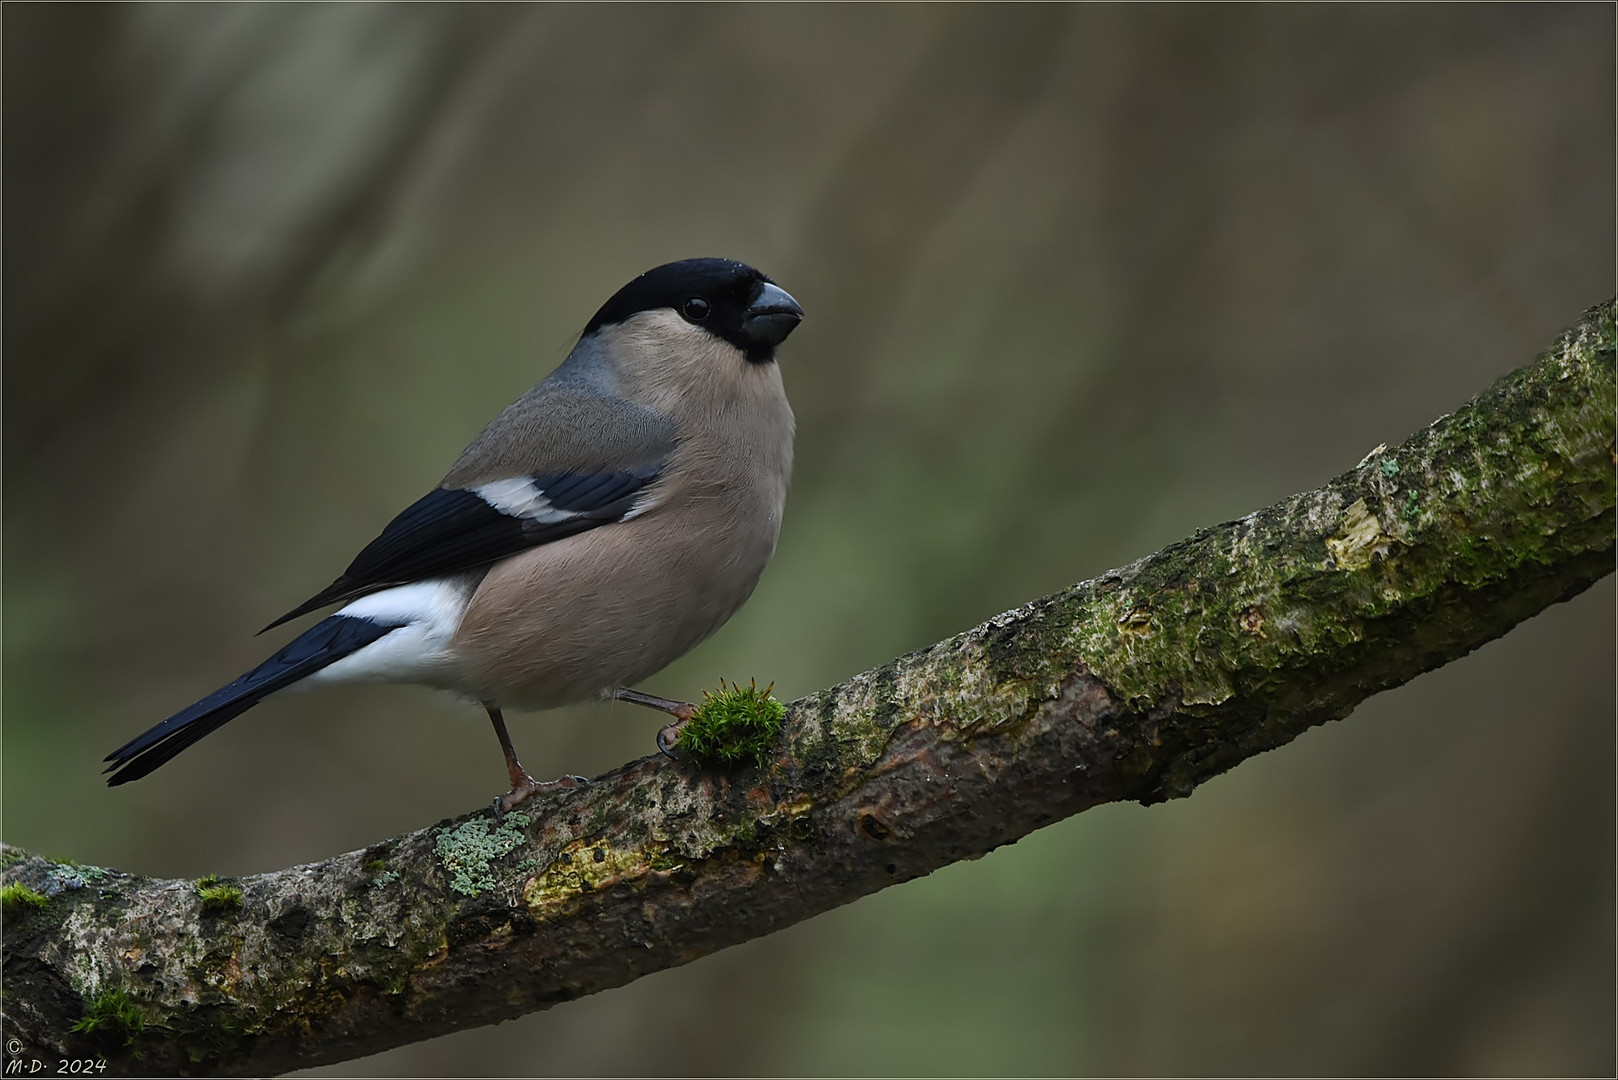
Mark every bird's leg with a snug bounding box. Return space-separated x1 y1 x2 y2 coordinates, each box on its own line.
610 688 698 760
485 706 585 817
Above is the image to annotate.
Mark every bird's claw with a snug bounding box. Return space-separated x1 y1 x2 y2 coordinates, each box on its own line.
606 687 693 759
656 721 688 760
493 772 589 818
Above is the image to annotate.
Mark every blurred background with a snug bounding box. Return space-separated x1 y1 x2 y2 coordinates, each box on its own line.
4 4 1613 1075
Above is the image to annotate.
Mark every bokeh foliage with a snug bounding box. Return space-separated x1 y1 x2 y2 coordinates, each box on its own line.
3 4 1612 1075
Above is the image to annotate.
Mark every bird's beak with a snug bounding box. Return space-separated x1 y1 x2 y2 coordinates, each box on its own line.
743 283 804 348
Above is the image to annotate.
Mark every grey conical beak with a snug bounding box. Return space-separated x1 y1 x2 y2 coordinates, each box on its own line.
743 283 804 348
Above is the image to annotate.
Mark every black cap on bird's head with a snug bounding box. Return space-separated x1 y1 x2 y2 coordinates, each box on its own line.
583 258 804 364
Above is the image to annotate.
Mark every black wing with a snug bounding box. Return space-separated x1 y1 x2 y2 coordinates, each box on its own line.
262 464 662 631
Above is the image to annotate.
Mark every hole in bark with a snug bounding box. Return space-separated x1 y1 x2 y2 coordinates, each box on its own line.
858 813 892 842
269 905 311 944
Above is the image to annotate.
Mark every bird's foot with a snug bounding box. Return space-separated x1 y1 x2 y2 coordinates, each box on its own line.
610 687 697 759
656 719 691 760
493 771 588 819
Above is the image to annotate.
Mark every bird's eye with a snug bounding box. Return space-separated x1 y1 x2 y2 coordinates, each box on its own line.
681 297 711 323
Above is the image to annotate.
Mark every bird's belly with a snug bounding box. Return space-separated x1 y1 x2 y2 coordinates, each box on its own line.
448 504 778 710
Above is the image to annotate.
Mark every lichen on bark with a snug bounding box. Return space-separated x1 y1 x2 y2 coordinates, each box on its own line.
2 300 1612 1077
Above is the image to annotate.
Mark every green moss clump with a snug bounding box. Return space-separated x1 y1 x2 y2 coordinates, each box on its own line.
1 882 49 919
70 988 144 1048
678 679 786 768
195 875 244 912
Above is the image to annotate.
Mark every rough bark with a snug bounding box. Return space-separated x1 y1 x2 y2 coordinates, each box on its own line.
3 300 1613 1076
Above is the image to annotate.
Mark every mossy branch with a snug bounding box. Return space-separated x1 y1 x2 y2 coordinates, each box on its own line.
3 301 1612 1077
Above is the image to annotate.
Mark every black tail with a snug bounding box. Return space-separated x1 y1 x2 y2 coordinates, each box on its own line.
105 615 402 786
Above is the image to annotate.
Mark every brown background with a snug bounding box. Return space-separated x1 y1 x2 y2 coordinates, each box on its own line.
4 4 1613 1075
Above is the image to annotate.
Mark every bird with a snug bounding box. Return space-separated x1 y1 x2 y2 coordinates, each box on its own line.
104 257 803 814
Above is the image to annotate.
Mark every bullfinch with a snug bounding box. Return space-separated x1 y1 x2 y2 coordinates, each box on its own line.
105 258 803 813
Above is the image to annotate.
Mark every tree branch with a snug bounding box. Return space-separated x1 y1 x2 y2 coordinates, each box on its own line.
4 300 1613 1076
